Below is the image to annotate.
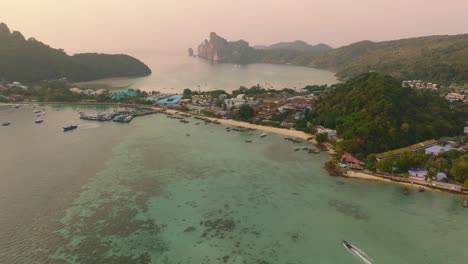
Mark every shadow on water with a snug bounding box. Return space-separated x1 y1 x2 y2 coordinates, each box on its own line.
328 199 370 221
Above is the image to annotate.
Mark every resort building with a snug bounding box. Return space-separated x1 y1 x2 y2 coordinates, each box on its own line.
402 80 437 90
445 92 465 102
340 153 365 170
408 170 447 181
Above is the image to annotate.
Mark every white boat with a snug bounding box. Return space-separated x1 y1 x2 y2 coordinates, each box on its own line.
2 121 11 126
33 110 41 113
35 119 44 124
260 133 267 138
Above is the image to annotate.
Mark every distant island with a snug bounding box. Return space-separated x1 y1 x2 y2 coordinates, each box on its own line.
194 32 468 85
0 22 151 83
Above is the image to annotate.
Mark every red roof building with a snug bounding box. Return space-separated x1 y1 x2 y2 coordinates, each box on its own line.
341 153 365 170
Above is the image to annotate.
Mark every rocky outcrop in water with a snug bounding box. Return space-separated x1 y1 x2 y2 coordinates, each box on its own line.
197 32 256 64
187 48 194 57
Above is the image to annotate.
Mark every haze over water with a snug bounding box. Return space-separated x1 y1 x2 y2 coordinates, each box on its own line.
80 52 339 93
1 105 467 263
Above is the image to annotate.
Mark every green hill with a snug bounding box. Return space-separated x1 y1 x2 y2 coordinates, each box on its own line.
314 34 468 85
0 23 151 82
310 73 465 157
258 40 332 52
196 32 468 85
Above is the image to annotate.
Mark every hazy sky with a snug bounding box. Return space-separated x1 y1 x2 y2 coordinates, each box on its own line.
3 0 468 55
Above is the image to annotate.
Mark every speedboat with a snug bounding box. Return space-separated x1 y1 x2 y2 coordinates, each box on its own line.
342 240 374 264
35 119 44 124
343 240 353 250
63 125 78 131
260 133 267 138
2 121 11 126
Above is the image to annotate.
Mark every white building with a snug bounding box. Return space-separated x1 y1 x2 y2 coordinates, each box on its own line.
445 92 465 102
83 89 96 95
95 89 107 95
69 87 83 94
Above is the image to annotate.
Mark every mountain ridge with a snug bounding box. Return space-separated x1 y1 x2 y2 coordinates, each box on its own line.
0 22 152 82
195 32 468 84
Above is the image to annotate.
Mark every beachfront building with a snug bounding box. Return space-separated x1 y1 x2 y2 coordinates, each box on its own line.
408 169 447 181
224 94 258 110
340 153 365 170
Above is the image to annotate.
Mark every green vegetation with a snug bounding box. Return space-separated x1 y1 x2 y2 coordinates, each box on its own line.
182 88 192 99
316 132 329 143
256 34 468 85
450 154 468 183
232 85 295 97
265 41 331 52
236 105 255 121
310 73 465 157
0 22 151 82
203 32 468 84
373 149 467 184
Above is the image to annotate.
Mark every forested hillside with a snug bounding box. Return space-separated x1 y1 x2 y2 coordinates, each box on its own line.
309 73 465 157
0 23 151 82
314 34 468 85
197 32 468 85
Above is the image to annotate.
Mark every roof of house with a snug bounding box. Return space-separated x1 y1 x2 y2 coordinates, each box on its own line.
157 95 183 105
341 153 364 165
425 145 453 154
408 169 427 177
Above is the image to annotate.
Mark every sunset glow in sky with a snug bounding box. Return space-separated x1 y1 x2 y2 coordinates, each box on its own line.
3 0 468 54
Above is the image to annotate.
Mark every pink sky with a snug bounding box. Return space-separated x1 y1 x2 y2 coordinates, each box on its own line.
3 0 468 54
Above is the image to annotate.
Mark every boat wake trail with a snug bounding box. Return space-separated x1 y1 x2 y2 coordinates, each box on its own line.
77 123 100 129
344 241 374 264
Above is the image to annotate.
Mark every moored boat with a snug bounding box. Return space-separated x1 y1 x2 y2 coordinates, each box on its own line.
35 119 44 124
260 133 267 138
2 121 11 126
63 125 78 131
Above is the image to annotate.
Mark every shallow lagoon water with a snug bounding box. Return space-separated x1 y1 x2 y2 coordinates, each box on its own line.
0 105 467 263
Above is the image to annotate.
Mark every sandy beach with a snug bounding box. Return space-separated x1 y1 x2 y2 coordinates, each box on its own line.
345 170 443 192
164 109 316 141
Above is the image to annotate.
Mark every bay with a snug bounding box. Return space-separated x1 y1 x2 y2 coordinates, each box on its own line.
78 53 339 92
0 105 467 263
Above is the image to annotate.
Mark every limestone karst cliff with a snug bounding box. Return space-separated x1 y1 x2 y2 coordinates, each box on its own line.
197 32 256 64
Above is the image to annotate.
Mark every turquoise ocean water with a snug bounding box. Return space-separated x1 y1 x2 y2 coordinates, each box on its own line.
0 105 467 263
